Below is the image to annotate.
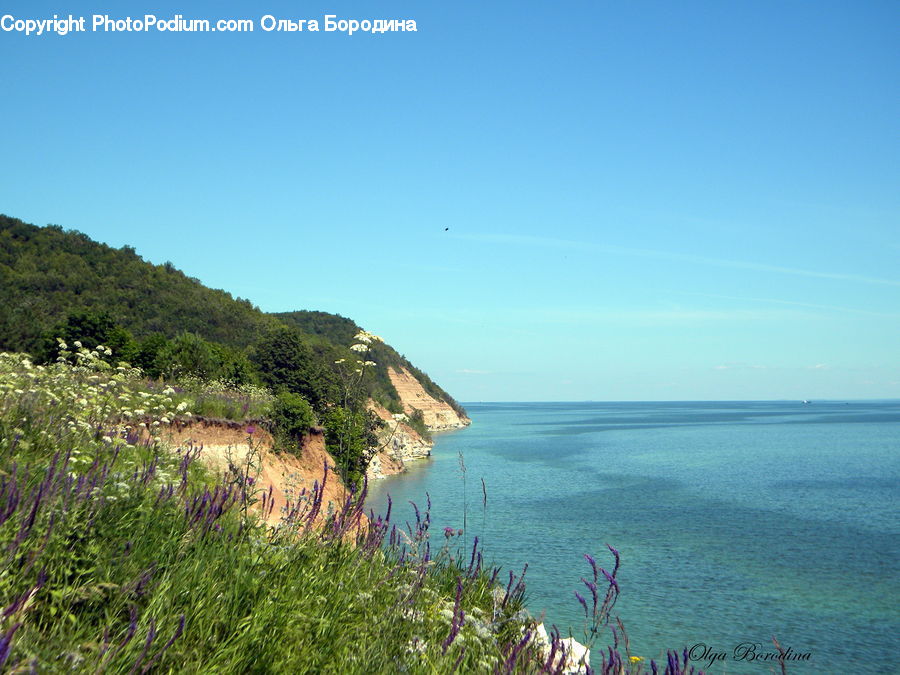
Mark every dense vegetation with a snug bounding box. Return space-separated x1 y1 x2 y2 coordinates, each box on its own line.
0 350 527 671
0 217 272 352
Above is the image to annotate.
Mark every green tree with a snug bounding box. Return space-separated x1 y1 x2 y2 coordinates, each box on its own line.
133 333 169 378
325 330 389 488
39 311 137 364
157 332 219 379
252 327 335 410
271 391 317 453
323 406 383 489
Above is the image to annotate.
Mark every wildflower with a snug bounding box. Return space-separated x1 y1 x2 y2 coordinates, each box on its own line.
364 361 376 367
630 656 644 663
350 344 369 353
246 426 256 435
74 340 82 348
574 591 589 616
354 330 383 344
444 527 455 538
334 358 345 364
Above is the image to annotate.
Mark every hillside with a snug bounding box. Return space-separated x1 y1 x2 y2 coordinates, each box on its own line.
0 214 466 423
0 215 275 352
0 347 565 673
276 310 469 421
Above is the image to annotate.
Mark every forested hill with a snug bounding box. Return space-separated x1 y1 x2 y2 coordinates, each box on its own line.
0 214 276 351
0 214 464 417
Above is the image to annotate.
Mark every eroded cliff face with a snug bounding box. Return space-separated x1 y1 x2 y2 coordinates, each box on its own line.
160 420 356 529
365 369 470 480
387 366 471 431
366 401 431 480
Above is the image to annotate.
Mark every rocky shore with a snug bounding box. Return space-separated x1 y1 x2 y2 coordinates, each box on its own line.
366 367 471 480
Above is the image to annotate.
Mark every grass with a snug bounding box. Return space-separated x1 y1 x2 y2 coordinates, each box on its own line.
0 348 713 674
164 377 274 422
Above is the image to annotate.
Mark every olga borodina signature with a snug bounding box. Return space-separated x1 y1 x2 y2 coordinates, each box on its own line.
689 642 812 668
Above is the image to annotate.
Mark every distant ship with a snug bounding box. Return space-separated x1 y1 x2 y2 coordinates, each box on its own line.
802 400 811 404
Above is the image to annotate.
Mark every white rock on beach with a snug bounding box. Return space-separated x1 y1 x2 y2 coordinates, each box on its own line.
532 623 590 674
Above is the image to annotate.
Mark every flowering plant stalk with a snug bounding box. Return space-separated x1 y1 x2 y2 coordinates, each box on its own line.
327 331 387 488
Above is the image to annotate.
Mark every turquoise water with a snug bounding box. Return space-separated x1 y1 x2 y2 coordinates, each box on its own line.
366 401 900 673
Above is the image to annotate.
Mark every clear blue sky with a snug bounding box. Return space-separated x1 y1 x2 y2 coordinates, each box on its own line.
2 1 897 401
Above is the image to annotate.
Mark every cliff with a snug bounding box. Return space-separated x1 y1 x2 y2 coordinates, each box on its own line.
367 401 431 479
160 420 356 528
387 366 471 431
365 368 471 480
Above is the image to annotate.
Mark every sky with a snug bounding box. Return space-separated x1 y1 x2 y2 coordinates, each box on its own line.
2 0 898 401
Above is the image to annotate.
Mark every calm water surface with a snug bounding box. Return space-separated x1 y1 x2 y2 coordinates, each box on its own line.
366 401 900 673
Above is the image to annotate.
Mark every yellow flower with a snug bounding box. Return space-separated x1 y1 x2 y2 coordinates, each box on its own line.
630 656 643 663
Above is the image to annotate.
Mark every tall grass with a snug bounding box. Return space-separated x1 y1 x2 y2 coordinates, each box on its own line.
165 377 274 422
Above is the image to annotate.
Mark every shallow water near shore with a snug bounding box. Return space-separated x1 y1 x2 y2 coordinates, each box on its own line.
366 400 900 673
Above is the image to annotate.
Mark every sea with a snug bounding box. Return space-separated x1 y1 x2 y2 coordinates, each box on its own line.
365 401 900 674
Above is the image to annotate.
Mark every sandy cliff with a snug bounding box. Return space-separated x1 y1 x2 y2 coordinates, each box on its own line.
161 420 356 528
387 366 471 431
365 369 470 480
366 401 431 479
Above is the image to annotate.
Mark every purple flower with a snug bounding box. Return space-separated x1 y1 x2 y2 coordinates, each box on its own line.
574 591 589 616
444 526 455 538
245 426 256 435
601 567 618 589
441 577 465 654
0 622 21 669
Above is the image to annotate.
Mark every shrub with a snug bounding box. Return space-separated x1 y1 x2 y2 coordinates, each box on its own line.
157 332 220 379
38 310 138 365
407 408 433 442
133 333 170 378
271 390 316 452
252 327 336 410
173 377 274 421
323 406 384 489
